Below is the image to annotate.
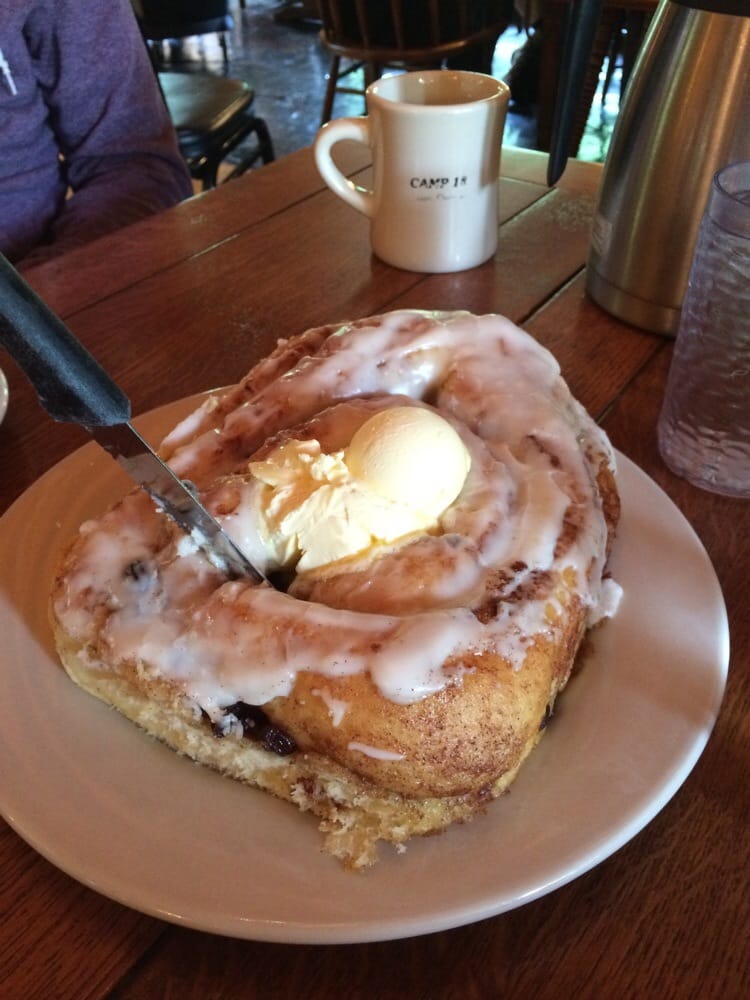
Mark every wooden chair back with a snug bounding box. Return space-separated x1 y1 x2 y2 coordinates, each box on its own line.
317 0 511 122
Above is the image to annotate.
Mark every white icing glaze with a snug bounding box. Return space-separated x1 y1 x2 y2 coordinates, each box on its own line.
347 741 406 762
312 687 349 727
587 577 624 627
54 311 619 716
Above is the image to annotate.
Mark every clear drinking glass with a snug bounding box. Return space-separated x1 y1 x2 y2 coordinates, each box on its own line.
657 161 750 498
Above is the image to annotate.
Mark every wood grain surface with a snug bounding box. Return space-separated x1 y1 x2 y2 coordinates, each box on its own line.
1 146 747 1000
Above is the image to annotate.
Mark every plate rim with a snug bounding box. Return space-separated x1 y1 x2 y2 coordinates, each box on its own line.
0 395 730 943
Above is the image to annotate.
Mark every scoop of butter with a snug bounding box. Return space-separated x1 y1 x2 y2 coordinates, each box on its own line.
249 406 471 571
345 407 471 518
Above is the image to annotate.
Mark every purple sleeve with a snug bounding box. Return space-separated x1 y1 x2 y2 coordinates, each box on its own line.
20 0 193 265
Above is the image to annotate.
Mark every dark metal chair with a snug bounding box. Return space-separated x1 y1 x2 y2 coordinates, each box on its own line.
317 0 512 123
133 3 274 190
158 71 275 189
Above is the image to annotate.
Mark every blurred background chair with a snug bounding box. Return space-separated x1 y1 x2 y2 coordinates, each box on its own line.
133 0 235 66
157 71 275 189
132 3 274 189
317 0 513 123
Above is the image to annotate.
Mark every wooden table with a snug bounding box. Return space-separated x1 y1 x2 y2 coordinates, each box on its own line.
1 147 747 999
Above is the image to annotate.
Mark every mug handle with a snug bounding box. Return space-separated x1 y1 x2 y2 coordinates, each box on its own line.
313 118 374 219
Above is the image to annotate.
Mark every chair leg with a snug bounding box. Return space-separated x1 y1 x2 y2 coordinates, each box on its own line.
321 55 340 125
363 62 381 115
252 117 276 164
600 13 624 115
199 159 220 190
148 38 167 69
208 116 276 186
620 11 649 96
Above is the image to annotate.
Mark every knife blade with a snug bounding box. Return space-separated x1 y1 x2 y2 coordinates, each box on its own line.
0 253 265 584
94 422 265 582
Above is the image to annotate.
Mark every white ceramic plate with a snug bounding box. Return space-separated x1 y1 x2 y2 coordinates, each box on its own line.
0 368 8 425
0 395 729 944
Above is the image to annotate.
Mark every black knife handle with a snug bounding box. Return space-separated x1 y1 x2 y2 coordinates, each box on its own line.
546 0 603 187
0 253 131 426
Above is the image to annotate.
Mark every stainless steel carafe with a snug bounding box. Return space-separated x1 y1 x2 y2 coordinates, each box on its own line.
552 0 750 335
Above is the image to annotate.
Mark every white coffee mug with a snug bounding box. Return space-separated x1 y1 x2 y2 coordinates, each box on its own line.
314 70 510 273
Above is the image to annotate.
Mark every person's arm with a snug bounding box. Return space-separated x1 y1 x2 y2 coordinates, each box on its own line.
21 0 192 266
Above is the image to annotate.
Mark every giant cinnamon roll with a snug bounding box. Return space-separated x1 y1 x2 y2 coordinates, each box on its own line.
51 310 621 868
